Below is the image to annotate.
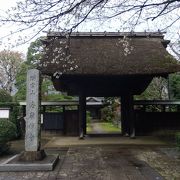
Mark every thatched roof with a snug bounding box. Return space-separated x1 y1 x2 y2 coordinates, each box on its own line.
40 32 180 77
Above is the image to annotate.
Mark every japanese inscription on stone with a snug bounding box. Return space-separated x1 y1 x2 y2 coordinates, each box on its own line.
25 69 40 151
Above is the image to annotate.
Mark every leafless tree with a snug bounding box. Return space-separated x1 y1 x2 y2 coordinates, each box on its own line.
0 0 180 43
169 33 180 60
0 50 24 93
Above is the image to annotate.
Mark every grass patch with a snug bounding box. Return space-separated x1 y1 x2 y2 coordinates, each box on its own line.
87 123 92 133
100 122 121 133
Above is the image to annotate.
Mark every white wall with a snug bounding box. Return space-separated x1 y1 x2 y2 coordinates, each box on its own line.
0 109 10 119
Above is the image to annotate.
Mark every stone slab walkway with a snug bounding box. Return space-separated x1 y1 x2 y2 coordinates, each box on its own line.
58 146 164 180
0 146 164 180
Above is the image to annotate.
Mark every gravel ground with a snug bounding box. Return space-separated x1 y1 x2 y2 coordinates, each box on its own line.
134 147 180 180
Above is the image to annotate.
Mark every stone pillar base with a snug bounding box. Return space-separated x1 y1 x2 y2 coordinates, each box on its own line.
19 149 46 161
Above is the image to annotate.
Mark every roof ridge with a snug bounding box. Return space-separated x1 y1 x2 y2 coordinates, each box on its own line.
47 31 165 38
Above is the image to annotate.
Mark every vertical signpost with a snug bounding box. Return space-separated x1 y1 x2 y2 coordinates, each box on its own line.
25 69 41 151
21 69 45 161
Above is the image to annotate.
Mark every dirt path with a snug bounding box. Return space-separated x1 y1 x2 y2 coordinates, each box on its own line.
91 122 106 133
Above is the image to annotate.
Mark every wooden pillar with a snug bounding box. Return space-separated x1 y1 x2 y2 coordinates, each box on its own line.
162 105 166 112
79 92 86 139
128 94 135 138
42 106 46 113
42 106 46 130
121 96 130 136
177 105 180 112
120 96 125 135
62 105 66 134
121 94 135 138
22 105 26 117
62 105 65 114
83 109 87 135
142 105 146 112
21 105 26 135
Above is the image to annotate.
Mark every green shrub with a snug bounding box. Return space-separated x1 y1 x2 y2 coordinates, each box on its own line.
0 89 21 137
176 132 180 150
101 106 114 122
0 119 17 141
86 111 92 123
0 120 17 155
0 89 12 103
9 106 21 137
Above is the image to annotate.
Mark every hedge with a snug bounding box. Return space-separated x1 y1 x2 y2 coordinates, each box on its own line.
0 119 17 155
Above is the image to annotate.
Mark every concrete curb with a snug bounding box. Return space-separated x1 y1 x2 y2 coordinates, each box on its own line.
0 154 59 172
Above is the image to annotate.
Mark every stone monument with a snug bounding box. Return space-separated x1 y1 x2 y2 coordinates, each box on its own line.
20 69 46 161
0 69 58 171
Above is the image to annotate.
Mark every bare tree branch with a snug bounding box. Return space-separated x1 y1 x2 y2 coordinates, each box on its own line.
0 0 179 44
0 50 24 93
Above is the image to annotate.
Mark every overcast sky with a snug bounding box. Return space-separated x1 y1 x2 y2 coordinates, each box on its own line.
0 0 16 9
0 0 179 56
0 0 29 54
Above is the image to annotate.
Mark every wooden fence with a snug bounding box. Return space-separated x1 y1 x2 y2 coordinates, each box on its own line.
134 100 180 135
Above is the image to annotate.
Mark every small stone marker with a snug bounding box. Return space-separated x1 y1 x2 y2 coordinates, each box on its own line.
20 69 45 161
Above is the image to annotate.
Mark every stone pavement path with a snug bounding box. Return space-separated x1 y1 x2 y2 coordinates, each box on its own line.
58 146 164 180
91 122 105 133
0 146 164 180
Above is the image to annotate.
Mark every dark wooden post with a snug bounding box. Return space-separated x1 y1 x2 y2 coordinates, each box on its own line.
62 105 66 134
128 94 135 138
42 106 46 114
79 92 86 139
22 105 26 117
121 94 135 138
83 107 87 135
22 105 26 135
62 105 65 114
120 96 125 135
42 106 46 130
83 98 87 136
162 105 166 112
121 95 130 136
142 105 146 112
